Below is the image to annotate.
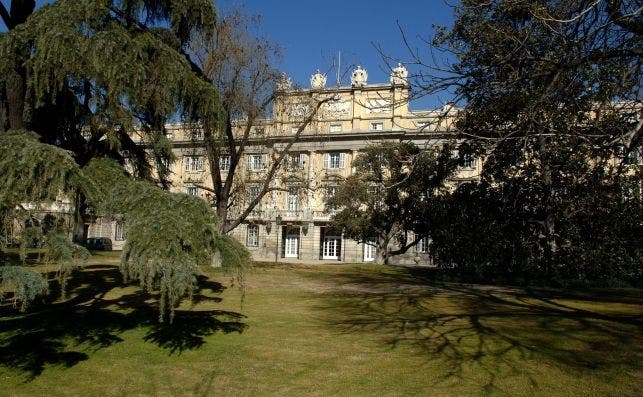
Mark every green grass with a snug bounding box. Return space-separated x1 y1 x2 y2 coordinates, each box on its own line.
0 256 641 396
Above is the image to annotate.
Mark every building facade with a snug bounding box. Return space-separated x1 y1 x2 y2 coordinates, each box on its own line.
89 65 482 264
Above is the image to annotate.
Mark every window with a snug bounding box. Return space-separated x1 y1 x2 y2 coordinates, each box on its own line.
219 155 231 172
369 122 384 131
462 154 477 169
324 152 345 169
165 132 173 140
246 224 259 247
415 236 429 253
330 123 342 132
186 184 198 196
325 185 338 212
248 154 267 171
627 147 642 165
286 153 305 171
115 222 126 241
247 185 261 210
185 156 204 172
291 126 300 134
367 185 384 210
254 127 265 135
286 188 300 212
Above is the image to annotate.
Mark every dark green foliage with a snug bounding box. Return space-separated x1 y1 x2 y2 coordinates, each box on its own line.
416 0 642 285
0 131 91 308
0 1 249 321
0 265 48 311
84 158 248 323
330 142 457 264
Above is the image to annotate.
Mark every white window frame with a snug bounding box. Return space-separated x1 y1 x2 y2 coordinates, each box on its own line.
462 154 477 170
115 222 126 241
185 156 204 172
247 185 262 210
248 154 267 171
369 121 384 131
219 155 231 172
415 236 429 253
286 189 300 212
186 184 198 196
246 224 259 247
324 152 345 169
286 153 305 171
325 185 338 212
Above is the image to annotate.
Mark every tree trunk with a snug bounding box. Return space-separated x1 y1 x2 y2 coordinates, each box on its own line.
72 190 89 244
538 136 557 276
5 69 25 130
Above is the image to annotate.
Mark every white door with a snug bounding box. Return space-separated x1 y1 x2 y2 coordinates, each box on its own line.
363 239 376 262
284 235 299 258
322 236 341 260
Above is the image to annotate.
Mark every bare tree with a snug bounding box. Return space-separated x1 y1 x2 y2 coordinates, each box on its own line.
191 9 335 234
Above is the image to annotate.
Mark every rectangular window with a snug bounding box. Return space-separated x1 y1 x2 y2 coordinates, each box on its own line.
415 236 429 253
246 224 259 247
286 189 300 212
369 122 384 131
185 156 204 172
325 185 338 212
330 123 342 132
248 154 267 171
324 152 346 169
254 127 265 135
186 184 198 196
219 155 231 172
115 222 126 241
286 153 305 171
247 185 261 210
462 154 477 169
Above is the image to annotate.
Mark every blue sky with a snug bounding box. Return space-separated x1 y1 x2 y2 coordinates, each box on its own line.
219 0 457 109
8 0 458 109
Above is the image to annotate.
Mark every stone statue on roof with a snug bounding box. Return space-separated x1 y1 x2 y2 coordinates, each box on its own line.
350 65 368 87
390 63 408 85
310 69 327 89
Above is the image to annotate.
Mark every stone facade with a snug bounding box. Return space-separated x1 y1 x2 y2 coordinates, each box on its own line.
91 66 483 264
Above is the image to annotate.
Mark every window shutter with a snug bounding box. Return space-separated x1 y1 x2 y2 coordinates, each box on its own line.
339 153 346 168
185 157 190 171
261 154 268 169
324 153 330 169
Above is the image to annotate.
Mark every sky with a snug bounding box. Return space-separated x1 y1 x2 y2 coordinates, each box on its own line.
219 0 457 109
8 0 458 109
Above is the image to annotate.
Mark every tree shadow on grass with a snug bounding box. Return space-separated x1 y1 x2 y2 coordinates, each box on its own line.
0 264 246 380
307 266 643 394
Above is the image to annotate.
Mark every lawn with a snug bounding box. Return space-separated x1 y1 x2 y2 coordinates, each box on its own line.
0 253 641 396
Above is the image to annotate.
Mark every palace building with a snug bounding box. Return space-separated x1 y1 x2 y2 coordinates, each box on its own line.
88 65 482 264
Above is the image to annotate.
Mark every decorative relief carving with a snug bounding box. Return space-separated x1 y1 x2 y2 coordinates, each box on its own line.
288 103 311 118
365 98 392 114
322 101 351 117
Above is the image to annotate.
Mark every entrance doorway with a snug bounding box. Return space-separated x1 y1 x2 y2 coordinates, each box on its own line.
363 238 376 262
320 227 342 260
282 226 300 258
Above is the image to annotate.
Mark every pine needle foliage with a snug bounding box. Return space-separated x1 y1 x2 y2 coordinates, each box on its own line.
84 158 247 323
0 130 91 309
